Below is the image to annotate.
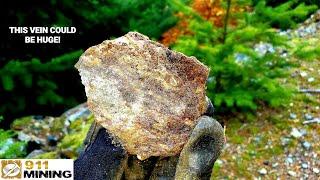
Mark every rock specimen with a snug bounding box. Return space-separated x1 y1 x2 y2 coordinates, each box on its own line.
75 32 209 160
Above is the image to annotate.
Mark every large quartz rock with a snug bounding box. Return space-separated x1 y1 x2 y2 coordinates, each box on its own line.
75 32 209 160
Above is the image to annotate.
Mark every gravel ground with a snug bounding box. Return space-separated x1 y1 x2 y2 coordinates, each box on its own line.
212 11 320 179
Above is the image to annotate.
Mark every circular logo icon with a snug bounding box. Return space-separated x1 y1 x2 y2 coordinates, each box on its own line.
2 162 21 177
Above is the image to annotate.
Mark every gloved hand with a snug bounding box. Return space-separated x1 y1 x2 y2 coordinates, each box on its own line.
75 97 225 180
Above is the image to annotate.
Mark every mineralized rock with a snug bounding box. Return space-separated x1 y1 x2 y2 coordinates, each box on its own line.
75 32 209 160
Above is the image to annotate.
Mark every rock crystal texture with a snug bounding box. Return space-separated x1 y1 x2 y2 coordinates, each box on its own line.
75 32 209 160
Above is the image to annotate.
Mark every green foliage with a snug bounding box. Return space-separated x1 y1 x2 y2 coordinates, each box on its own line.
254 0 320 7
73 0 178 39
172 0 294 113
0 50 83 118
34 152 59 159
123 0 178 39
58 131 87 156
15 0 177 40
253 0 317 29
0 129 27 158
294 44 320 60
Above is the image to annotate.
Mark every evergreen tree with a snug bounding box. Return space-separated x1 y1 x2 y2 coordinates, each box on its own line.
253 0 317 29
0 51 83 122
170 0 315 114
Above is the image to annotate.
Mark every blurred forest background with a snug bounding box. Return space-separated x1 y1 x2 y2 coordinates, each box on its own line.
1 0 320 178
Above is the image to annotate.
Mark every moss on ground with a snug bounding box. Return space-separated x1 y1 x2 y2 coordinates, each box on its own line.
34 152 59 159
11 116 33 129
57 118 92 159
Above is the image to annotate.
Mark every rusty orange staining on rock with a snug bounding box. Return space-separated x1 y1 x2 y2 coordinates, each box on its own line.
75 32 209 160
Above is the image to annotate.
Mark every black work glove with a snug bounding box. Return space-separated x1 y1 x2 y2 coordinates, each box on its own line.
75 97 225 180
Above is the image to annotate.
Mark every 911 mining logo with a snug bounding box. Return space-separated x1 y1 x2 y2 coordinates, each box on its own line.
1 160 22 179
0 159 73 180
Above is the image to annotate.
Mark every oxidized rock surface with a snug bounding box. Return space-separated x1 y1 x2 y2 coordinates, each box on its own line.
75 32 209 160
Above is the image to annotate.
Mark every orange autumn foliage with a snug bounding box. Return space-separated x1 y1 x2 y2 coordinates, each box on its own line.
161 0 242 46
193 0 226 27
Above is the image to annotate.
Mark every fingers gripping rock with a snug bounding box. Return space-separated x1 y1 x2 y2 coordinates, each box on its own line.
75 128 127 180
175 116 225 180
